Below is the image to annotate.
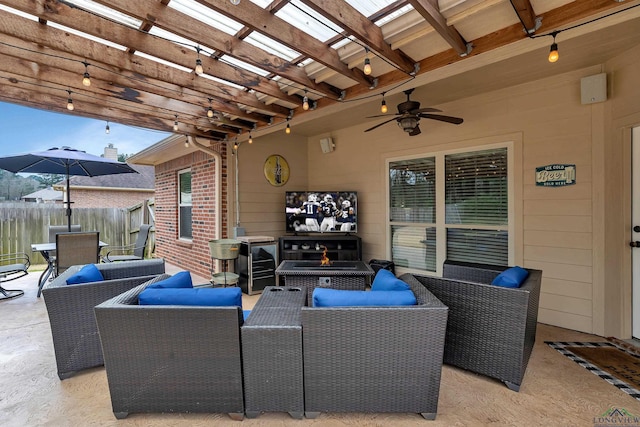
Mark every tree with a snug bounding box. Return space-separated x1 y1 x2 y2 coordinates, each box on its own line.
31 173 65 188
118 153 130 162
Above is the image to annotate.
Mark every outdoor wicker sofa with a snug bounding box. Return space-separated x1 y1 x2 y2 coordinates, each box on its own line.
301 273 449 420
411 260 542 392
94 279 246 420
42 258 165 379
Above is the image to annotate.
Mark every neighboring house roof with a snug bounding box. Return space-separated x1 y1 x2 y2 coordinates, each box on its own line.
55 164 155 190
21 187 63 202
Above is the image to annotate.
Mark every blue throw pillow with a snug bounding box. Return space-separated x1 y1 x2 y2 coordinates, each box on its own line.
370 268 410 291
312 288 416 307
146 271 193 289
138 287 242 307
66 264 104 285
491 266 529 288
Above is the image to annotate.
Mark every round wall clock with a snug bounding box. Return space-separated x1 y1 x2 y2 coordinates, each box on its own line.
263 154 290 186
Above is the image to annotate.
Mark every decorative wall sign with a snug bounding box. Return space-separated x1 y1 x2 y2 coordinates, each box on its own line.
263 154 290 186
535 164 576 187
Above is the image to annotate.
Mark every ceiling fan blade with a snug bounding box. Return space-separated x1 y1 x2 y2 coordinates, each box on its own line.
409 125 421 136
419 113 464 125
366 113 401 118
364 117 399 132
413 107 442 114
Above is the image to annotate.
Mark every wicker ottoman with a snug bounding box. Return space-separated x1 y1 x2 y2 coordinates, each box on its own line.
241 286 307 419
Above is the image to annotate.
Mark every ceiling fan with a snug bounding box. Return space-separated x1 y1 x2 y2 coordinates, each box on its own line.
364 89 464 136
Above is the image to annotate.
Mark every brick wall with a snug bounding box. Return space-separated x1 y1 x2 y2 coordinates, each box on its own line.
68 189 154 209
154 146 228 281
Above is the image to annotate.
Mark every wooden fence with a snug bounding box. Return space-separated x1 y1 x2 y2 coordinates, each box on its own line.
0 200 155 266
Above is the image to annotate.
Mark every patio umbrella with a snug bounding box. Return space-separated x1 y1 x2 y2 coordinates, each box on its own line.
0 146 138 231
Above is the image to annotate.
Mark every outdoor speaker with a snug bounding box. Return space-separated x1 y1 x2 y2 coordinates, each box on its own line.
581 73 607 105
320 137 335 153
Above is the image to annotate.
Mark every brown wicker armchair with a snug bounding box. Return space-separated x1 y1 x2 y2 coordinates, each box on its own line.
94 279 245 420
301 274 448 420
42 259 166 379
410 260 542 392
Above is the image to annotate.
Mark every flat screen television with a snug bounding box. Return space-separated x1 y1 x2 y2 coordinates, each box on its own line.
285 191 358 234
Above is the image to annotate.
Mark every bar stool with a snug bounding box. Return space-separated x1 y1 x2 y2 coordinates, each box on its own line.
208 239 241 287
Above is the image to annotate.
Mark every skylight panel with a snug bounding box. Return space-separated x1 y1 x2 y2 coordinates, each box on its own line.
345 0 401 18
275 0 343 43
47 22 127 50
169 0 244 35
220 56 271 77
133 52 192 73
64 0 141 29
0 4 38 21
148 27 199 52
243 32 302 62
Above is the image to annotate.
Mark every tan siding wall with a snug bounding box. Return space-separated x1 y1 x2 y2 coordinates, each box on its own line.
232 44 640 336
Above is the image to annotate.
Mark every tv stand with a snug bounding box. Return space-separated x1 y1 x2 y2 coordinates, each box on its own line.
279 235 361 262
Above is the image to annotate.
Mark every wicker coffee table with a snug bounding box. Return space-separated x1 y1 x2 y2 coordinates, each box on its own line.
241 286 306 419
275 260 375 304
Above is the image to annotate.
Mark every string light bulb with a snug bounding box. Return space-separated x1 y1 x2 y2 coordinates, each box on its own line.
302 91 309 111
249 133 253 144
195 47 204 74
285 121 291 134
184 137 190 148
173 115 179 132
363 48 372 75
66 90 74 111
548 32 559 63
207 97 214 118
230 0 240 4
82 62 91 87
381 93 388 113
233 140 239 150
105 121 110 134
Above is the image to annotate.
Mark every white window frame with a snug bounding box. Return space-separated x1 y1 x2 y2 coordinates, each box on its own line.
178 168 192 240
386 141 515 277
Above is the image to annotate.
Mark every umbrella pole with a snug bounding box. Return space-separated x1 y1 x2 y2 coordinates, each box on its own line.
66 167 71 232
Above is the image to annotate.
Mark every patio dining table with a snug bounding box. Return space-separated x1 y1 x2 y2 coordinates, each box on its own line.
31 240 108 297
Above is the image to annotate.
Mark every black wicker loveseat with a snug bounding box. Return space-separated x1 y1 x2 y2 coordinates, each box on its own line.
411 260 542 392
301 273 449 420
42 258 166 379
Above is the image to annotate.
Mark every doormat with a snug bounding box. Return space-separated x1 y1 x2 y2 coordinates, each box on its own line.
546 341 640 401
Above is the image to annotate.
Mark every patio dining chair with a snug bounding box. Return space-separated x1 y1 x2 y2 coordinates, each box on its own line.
47 224 81 277
0 252 30 300
55 231 100 276
102 224 151 262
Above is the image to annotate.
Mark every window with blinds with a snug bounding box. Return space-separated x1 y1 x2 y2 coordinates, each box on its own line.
178 169 192 239
388 147 509 273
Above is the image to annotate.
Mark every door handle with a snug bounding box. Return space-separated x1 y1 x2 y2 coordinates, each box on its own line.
631 241 640 248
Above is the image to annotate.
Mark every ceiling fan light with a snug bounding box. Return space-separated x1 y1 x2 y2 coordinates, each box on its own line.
399 117 417 133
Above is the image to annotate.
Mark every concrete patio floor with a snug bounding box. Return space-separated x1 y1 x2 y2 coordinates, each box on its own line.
2 263 640 426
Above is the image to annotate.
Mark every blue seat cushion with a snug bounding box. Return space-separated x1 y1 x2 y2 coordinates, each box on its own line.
243 310 252 321
138 287 242 307
146 271 193 289
370 268 410 291
491 266 529 288
312 288 416 307
66 264 104 285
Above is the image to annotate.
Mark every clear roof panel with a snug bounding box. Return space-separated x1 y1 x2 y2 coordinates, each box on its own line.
243 32 302 62
275 0 344 43
65 0 141 29
169 0 244 35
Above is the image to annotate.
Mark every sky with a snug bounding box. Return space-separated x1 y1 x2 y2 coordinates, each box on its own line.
0 101 171 158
